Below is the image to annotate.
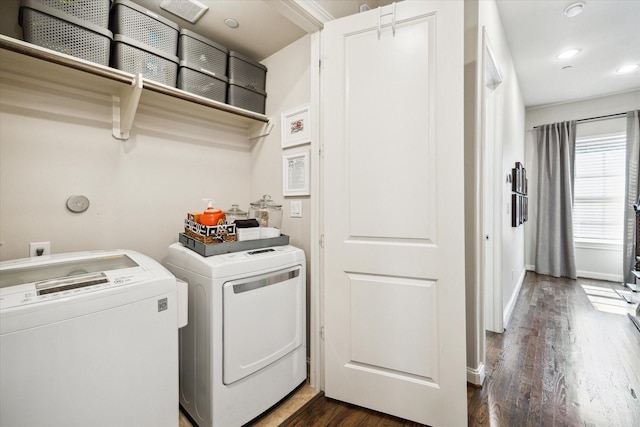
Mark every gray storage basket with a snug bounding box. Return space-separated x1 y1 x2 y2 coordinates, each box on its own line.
178 29 228 78
178 61 228 103
228 51 267 92
112 34 179 87
228 79 266 114
29 0 111 28
111 0 179 56
20 0 112 66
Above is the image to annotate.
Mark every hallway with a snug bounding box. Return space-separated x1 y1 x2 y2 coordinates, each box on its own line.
467 273 640 426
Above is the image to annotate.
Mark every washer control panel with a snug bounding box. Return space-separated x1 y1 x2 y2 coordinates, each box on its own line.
0 253 153 310
0 269 153 310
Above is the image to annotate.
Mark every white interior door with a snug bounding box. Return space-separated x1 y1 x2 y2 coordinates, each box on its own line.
321 2 467 425
482 87 496 332
482 33 504 334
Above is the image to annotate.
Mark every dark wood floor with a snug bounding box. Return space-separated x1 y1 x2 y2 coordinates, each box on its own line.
280 273 640 426
280 393 423 427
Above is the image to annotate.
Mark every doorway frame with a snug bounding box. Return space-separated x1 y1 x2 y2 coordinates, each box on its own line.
309 31 323 391
481 28 505 337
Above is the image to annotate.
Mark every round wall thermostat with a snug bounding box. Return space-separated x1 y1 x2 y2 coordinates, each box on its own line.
66 195 90 213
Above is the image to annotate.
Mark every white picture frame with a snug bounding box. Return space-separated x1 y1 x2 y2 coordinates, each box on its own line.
281 105 311 148
283 149 310 196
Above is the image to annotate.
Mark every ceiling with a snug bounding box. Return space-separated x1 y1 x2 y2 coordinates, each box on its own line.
2 0 636 108
495 0 640 108
131 0 393 61
134 0 640 108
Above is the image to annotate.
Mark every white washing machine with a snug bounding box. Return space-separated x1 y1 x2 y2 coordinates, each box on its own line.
0 250 188 427
165 243 306 427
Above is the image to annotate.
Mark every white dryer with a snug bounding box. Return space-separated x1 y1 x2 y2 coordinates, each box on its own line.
0 250 187 427
165 243 306 427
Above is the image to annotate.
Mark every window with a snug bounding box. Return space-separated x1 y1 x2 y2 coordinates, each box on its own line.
573 133 625 246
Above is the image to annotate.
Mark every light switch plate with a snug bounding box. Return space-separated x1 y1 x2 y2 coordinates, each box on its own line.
290 200 303 218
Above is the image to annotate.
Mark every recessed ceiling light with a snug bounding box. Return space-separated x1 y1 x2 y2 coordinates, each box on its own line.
556 49 581 59
616 64 639 73
224 18 239 29
564 2 585 18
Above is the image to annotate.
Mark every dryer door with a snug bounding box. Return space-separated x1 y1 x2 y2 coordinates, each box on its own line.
222 265 304 385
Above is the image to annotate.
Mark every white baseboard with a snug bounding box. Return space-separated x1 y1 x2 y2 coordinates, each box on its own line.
503 268 526 329
526 265 622 283
576 270 624 283
466 362 485 386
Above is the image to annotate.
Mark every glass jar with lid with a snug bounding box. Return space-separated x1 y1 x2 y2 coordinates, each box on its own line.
249 194 283 229
224 204 248 224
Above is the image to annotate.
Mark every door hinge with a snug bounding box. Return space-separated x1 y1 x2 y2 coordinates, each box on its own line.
319 234 324 248
320 325 325 340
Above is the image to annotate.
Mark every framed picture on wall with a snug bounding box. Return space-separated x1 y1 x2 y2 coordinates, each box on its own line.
283 149 310 196
281 105 311 148
519 195 524 224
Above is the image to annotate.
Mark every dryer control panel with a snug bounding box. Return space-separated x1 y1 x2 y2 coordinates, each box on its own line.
221 245 296 261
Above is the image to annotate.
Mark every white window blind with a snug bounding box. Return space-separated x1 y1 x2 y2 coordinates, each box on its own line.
573 133 625 245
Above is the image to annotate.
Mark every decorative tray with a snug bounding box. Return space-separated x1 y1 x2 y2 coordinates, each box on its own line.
178 232 290 257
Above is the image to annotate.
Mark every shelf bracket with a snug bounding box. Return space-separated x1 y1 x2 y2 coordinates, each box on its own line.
248 119 274 140
112 73 143 140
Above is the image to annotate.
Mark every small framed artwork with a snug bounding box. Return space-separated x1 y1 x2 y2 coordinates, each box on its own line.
512 193 519 227
519 195 524 224
283 149 310 196
281 105 311 148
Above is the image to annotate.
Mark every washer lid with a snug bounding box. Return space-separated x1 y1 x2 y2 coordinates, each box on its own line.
0 254 138 289
0 252 156 310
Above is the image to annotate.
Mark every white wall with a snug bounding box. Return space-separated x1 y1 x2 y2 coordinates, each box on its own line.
0 1 314 266
251 34 313 360
0 17 314 369
463 0 481 383
479 0 529 320
525 89 640 282
485 5 526 325
0 0 263 263
252 35 312 260
464 0 526 383
0 72 253 262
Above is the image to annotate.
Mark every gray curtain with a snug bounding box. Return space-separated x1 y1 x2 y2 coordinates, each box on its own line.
623 110 640 284
535 121 577 279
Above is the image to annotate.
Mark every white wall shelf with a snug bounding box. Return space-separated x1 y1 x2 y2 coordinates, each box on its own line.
0 35 271 141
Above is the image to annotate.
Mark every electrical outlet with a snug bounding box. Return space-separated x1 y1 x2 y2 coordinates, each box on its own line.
29 241 50 257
